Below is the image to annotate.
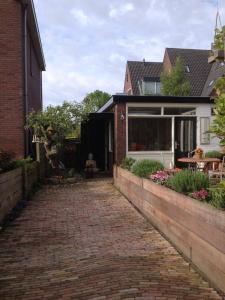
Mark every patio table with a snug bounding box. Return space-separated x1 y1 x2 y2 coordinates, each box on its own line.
178 157 221 172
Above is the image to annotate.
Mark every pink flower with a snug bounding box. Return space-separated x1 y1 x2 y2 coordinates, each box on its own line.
193 191 199 199
199 189 207 200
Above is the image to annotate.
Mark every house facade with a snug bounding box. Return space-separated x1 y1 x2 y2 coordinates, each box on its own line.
0 0 45 158
98 95 219 169
81 48 222 172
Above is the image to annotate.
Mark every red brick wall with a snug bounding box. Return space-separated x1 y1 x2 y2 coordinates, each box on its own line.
114 103 126 165
123 64 132 95
163 49 172 72
0 0 24 158
27 30 42 112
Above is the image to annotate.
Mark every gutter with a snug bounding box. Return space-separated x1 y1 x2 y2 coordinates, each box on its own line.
22 2 29 157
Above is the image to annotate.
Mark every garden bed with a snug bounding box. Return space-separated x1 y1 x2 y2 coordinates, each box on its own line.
114 165 225 293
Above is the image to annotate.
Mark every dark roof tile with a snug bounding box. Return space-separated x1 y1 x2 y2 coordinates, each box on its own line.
166 48 212 96
127 61 163 95
201 62 225 96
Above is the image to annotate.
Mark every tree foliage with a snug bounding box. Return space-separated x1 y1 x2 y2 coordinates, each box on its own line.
26 90 111 169
82 90 111 113
209 77 225 146
160 57 191 96
26 101 84 143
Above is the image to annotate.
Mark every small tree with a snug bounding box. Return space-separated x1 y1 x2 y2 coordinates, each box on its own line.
82 90 111 113
160 57 191 96
26 101 84 169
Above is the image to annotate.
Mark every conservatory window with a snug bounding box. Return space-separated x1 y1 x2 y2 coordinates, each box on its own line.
128 107 161 115
164 107 196 115
128 117 172 151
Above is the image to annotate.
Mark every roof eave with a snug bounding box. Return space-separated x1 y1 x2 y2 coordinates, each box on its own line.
20 0 46 70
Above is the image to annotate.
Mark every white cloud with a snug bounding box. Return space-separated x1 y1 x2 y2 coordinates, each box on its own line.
71 8 88 26
109 2 134 18
33 0 223 106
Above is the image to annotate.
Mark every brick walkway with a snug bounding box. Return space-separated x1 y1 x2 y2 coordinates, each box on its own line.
0 179 223 300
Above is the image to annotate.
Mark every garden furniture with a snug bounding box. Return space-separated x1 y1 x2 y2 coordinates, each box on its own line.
178 157 221 173
208 156 225 180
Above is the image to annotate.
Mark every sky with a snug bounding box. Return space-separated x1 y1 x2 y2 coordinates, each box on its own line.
33 0 225 106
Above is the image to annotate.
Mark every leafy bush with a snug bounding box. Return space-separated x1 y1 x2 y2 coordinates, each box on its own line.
167 170 209 194
0 149 15 172
208 187 225 209
121 157 136 171
14 157 33 168
208 180 225 210
204 151 223 159
132 159 164 178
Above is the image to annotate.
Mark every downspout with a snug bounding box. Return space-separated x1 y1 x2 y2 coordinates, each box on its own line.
22 2 29 157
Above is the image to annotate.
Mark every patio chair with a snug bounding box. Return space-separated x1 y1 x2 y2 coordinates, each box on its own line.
208 156 225 180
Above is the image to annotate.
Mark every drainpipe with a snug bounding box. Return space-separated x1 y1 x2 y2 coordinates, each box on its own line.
22 1 29 157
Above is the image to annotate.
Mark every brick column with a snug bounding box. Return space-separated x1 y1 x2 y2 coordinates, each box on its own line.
0 0 24 158
114 103 126 165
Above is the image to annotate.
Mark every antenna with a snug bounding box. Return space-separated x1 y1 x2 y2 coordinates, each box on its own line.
215 0 222 30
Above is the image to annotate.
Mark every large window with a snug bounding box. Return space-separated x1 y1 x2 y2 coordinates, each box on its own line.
128 117 172 151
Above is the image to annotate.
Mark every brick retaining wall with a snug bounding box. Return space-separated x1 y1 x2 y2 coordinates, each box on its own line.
114 166 225 293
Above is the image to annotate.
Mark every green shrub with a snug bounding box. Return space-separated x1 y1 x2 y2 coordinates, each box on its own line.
208 180 225 209
167 170 209 194
15 157 33 168
121 157 136 171
204 150 223 159
132 159 164 178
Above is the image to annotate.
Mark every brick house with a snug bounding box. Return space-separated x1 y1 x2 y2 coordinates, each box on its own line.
81 48 223 173
0 0 45 158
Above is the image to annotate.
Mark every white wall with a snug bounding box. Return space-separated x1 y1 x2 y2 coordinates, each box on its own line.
127 152 173 168
196 104 220 152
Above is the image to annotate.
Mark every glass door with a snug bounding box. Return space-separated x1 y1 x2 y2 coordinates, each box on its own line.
174 117 197 167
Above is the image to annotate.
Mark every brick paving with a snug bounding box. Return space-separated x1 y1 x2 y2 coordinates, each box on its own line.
0 179 223 300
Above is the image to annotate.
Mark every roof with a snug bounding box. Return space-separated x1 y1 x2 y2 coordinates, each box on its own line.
127 61 163 95
165 48 212 96
98 95 212 113
201 61 225 96
20 0 46 70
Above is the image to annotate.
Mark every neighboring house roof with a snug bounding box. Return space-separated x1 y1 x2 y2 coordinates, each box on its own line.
201 61 225 96
127 61 163 95
165 48 212 96
125 48 225 97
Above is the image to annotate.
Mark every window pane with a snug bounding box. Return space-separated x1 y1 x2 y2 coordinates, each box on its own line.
128 118 172 151
164 107 196 115
144 82 155 94
128 107 161 115
156 82 161 94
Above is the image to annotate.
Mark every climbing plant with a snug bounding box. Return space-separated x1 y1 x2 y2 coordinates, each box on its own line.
213 26 225 50
209 77 225 147
209 19 225 148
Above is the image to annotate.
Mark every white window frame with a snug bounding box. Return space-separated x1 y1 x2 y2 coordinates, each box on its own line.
126 103 198 156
